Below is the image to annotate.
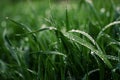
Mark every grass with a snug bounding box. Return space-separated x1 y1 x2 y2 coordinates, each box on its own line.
0 0 120 80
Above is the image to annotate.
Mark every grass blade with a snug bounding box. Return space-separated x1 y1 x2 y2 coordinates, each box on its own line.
3 29 21 66
69 29 96 45
6 17 31 32
15 27 57 37
97 21 120 40
5 17 38 44
31 51 67 57
82 69 99 80
64 32 112 68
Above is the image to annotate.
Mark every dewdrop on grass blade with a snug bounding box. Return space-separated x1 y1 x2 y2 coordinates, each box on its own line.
5 17 9 19
100 8 105 14
86 0 93 5
24 37 29 42
106 11 110 17
41 24 47 28
91 51 94 55
116 7 120 14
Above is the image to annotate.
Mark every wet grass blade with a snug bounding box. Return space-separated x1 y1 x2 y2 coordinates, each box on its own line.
6 17 31 32
17 27 57 36
106 55 119 61
97 21 120 40
64 32 112 69
69 29 103 54
3 29 21 66
31 51 67 57
69 29 96 45
5 17 38 43
82 69 99 80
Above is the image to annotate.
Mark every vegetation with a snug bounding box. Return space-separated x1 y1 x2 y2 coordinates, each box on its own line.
0 0 120 80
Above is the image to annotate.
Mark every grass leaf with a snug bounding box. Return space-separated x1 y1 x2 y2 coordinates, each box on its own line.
97 21 120 40
64 32 112 68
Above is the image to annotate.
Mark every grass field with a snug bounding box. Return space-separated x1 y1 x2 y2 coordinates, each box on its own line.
0 0 120 80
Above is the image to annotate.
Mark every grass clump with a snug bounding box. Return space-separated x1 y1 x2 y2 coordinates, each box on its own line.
0 0 120 80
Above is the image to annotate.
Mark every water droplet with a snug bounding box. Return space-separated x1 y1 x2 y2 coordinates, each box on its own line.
100 8 105 13
116 7 120 12
5 17 9 19
91 51 94 55
106 12 110 17
52 67 55 71
86 0 93 5
72 39 75 41
24 46 29 51
25 37 29 41
1 21 6 27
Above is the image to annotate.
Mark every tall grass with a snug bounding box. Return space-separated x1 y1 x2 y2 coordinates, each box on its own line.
0 0 120 80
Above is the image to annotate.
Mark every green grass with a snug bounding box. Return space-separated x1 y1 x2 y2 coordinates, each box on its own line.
0 0 120 80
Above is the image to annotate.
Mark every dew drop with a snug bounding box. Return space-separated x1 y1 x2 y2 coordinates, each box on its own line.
100 8 105 13
1 21 6 27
